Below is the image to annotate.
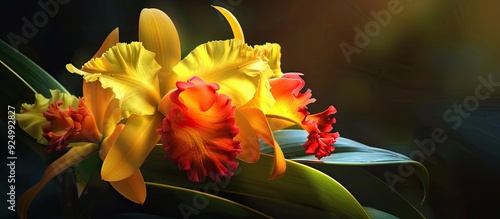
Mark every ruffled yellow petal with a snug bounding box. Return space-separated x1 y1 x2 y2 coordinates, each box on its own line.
18 143 99 219
234 109 260 163
169 39 271 108
16 90 79 144
66 42 162 116
240 68 275 112
83 81 121 137
212 5 244 41
239 108 286 179
139 8 181 95
92 28 119 58
83 28 122 137
101 113 162 182
254 43 283 78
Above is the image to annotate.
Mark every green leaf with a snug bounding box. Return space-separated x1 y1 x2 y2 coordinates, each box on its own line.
142 145 371 219
77 172 271 219
363 207 399 219
0 39 68 113
143 183 272 218
261 130 429 204
213 191 343 218
309 165 426 219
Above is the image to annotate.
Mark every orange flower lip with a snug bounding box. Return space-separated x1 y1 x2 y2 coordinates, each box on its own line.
42 99 102 153
157 76 242 182
266 73 339 160
302 106 340 159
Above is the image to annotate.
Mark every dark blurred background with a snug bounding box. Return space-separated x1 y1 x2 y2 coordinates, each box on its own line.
1 0 500 218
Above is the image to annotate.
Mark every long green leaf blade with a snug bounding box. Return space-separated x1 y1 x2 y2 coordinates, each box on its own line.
0 40 68 94
144 182 272 218
261 130 429 204
0 39 68 114
142 146 371 219
363 207 399 219
310 165 427 218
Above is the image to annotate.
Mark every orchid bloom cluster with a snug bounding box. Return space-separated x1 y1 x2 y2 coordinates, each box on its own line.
16 6 339 218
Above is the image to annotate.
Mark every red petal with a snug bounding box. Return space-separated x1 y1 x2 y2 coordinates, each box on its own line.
157 77 241 183
267 73 340 160
42 99 102 153
302 106 340 159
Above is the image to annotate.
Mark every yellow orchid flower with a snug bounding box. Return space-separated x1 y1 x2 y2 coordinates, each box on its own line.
16 5 338 218
66 9 178 184
164 7 290 180
16 29 148 219
65 5 339 187
66 8 280 183
211 6 340 159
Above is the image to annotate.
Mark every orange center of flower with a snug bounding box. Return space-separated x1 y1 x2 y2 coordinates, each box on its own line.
42 99 102 153
156 77 241 183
